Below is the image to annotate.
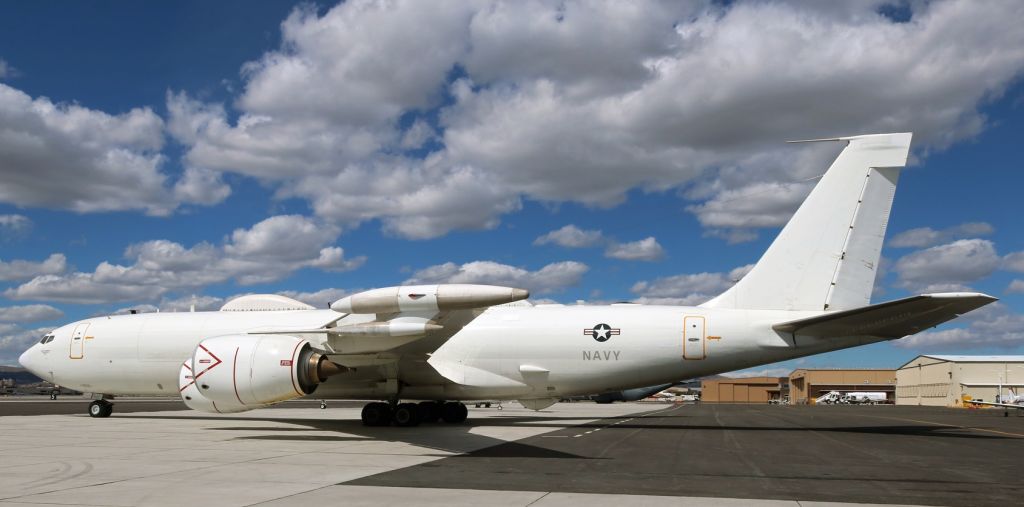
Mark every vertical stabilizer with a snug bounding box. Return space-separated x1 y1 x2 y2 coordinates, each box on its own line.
702 133 912 312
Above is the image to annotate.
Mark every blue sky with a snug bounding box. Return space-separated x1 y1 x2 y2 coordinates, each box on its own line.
1 1 1022 373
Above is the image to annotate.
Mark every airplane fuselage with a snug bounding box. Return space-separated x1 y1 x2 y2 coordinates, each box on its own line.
21 303 880 402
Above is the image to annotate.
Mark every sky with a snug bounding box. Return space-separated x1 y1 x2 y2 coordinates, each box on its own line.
1 0 1023 375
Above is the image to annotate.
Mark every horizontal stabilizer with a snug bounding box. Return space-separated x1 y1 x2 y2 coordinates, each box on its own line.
772 293 997 339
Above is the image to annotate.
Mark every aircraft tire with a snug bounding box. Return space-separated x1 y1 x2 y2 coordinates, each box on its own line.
441 402 467 423
393 403 421 427
361 402 392 426
417 401 441 422
88 400 112 418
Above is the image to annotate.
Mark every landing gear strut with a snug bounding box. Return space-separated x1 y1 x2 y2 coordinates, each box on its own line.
360 401 467 426
88 400 112 418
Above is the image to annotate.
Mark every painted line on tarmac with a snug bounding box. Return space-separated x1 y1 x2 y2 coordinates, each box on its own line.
571 403 683 438
859 413 1024 439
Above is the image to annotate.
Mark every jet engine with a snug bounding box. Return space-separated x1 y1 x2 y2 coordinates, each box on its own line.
178 334 342 413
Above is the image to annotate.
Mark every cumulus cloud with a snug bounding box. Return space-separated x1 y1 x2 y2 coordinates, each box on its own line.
726 367 793 379
534 224 665 261
888 222 994 248
534 225 604 248
0 214 31 241
1003 251 1024 273
0 84 225 215
0 254 67 282
894 303 1024 350
0 326 52 366
604 237 665 261
631 264 753 306
892 239 1000 292
0 304 63 323
405 260 588 294
164 0 1024 240
4 215 365 304
278 287 355 308
1007 280 1024 294
0 59 14 80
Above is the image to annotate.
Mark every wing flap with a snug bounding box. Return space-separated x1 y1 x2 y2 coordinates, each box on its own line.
772 292 997 339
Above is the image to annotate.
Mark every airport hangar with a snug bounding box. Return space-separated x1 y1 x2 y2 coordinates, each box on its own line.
701 369 897 404
699 355 1024 406
896 355 1024 406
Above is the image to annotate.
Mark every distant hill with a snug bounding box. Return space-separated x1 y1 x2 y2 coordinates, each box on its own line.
0 366 42 384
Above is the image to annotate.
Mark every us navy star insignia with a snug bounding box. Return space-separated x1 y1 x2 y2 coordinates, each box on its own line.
584 323 620 342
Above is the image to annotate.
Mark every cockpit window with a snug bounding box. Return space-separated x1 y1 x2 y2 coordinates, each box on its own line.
39 335 54 344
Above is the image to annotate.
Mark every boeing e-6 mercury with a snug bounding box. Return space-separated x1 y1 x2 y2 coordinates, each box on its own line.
18 133 996 425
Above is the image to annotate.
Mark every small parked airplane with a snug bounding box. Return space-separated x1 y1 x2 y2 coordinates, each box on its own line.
19 132 996 426
969 384 1024 411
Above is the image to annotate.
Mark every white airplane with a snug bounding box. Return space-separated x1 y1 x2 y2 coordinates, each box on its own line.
19 132 996 426
969 384 1024 411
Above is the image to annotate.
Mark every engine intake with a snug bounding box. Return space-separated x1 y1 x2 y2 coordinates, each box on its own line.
178 334 343 413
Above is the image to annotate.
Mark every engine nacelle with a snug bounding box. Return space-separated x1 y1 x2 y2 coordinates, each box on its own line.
178 334 342 413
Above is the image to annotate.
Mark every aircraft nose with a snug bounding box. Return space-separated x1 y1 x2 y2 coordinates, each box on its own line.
19 347 43 377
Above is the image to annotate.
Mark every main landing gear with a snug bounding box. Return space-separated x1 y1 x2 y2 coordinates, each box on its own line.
360 401 468 427
88 400 113 418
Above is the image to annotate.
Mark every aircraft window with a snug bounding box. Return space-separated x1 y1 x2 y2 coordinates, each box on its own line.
41 335 55 344
39 336 47 344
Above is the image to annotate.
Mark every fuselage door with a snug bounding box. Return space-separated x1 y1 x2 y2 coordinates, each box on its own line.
70 323 89 359
683 316 705 360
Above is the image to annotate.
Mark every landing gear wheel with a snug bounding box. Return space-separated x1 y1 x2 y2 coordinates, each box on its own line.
360 402 393 426
393 403 421 427
320 400 327 410
441 402 468 423
418 401 441 422
88 400 112 418
50 392 57 400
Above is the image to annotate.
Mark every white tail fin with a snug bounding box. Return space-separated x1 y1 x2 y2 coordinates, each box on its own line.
703 133 912 312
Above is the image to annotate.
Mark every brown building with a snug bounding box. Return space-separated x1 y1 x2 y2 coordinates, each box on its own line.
700 376 787 403
789 368 896 404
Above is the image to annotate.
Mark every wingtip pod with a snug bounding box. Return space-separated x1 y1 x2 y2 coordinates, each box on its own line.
331 284 530 314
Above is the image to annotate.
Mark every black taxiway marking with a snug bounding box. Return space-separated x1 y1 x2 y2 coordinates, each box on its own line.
346 404 1024 507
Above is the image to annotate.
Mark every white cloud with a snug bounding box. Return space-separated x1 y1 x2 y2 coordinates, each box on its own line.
726 367 792 379
405 260 588 294
0 84 173 215
278 287 355 308
894 303 1024 350
0 304 63 323
630 264 753 306
1007 280 1024 294
604 237 664 261
0 326 53 366
534 225 604 248
4 215 365 304
0 214 31 242
165 1 1024 240
1003 251 1024 273
535 225 666 261
0 59 14 79
892 239 1000 292
0 254 67 282
888 222 994 248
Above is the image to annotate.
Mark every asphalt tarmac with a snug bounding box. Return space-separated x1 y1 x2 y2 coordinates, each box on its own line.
2 400 1022 506
350 403 1024 507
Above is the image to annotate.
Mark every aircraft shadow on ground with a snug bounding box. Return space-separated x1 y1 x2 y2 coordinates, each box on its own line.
124 410 1016 467
126 413 604 458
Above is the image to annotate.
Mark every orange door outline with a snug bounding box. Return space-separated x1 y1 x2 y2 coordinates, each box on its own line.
69 323 89 359
682 316 706 360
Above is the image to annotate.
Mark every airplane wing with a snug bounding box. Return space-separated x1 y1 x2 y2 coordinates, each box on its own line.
772 292 997 339
967 400 1024 410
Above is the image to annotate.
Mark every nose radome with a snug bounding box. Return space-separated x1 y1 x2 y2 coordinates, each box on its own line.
18 348 41 377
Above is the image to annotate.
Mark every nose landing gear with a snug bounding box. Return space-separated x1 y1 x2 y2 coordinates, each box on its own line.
88 400 113 418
